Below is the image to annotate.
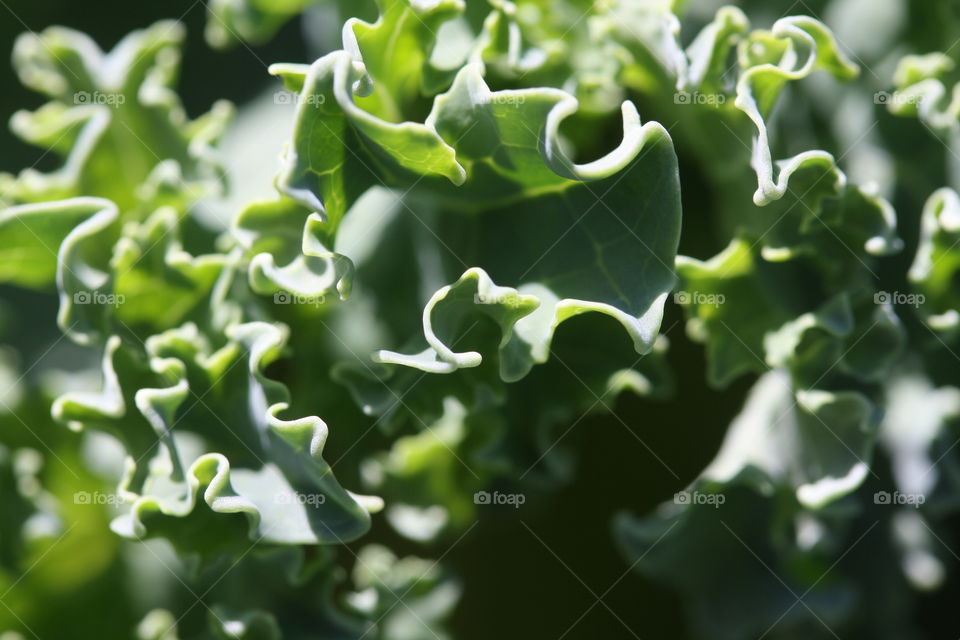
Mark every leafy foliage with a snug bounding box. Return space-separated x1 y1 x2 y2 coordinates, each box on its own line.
2 0 960 638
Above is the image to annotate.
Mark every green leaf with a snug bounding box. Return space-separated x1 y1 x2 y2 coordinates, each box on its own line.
615 484 857 640
5 22 231 211
734 16 859 206
701 370 878 508
52 323 377 560
235 197 353 301
889 52 960 131
677 237 903 388
910 188 960 337
206 0 316 48
276 29 681 377
209 607 282 640
0 197 120 343
0 197 116 290
347 544 460 640
112 208 229 339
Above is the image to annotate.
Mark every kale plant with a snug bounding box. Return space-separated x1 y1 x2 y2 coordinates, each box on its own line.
1 0 959 638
